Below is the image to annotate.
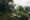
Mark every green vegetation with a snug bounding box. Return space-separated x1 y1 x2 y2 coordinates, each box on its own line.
15 6 30 18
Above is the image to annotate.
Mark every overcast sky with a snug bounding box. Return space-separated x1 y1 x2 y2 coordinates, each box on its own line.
13 0 30 6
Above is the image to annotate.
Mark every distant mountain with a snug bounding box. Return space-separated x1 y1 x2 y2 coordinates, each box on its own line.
25 6 30 11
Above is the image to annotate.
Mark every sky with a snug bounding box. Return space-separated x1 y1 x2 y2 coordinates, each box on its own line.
8 0 30 9
13 0 30 6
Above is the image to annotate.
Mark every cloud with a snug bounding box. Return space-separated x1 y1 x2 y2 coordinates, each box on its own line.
13 0 30 6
